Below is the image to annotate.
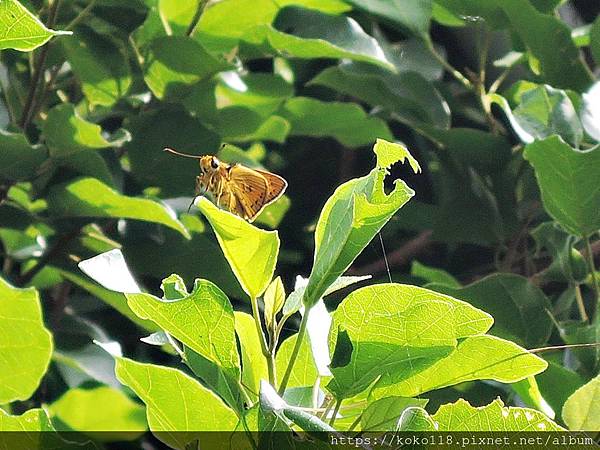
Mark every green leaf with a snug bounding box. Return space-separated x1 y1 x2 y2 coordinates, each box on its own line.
303 139 418 309
234 311 268 400
259 381 336 433
125 278 240 381
499 0 592 91
328 283 493 399
562 374 600 430
275 333 318 389
242 6 394 71
115 357 238 448
264 276 285 330
43 104 124 157
523 136 600 237
0 0 71 51
0 408 54 431
429 274 553 347
283 275 371 318
537 360 585 420
197 197 279 299
217 107 290 144
0 278 52 403
511 376 555 420
591 16 600 66
404 398 564 431
0 130 47 182
492 85 583 147
143 36 229 100
46 177 189 238
49 386 147 439
312 63 451 129
373 335 547 399
61 29 131 107
361 396 428 431
278 97 392 147
531 222 587 283
196 0 350 53
217 72 294 118
344 0 432 38
411 261 460 288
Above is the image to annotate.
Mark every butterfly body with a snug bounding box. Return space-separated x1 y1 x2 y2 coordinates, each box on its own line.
165 149 287 222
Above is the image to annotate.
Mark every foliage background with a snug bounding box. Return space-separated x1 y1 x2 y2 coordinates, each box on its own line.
1 0 600 447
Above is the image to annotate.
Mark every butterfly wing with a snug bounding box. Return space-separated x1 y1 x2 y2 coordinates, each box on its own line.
228 165 270 221
255 169 288 204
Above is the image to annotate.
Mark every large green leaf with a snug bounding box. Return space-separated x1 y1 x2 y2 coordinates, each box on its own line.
278 97 392 147
592 16 600 66
311 62 449 129
303 139 419 309
500 0 592 91
115 357 238 449
562 374 600 430
242 6 394 70
523 136 600 237
0 130 47 182
196 0 350 53
275 333 318 389
403 398 563 431
49 386 147 439
46 177 189 238
492 85 583 147
43 104 127 157
143 36 229 100
429 274 553 347
373 335 547 399
328 283 493 399
0 278 52 403
344 0 432 38
126 277 240 382
61 29 131 107
0 0 70 51
361 396 428 431
197 197 279 299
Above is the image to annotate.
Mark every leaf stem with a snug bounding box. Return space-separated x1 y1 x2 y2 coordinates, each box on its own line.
19 0 61 129
426 41 472 90
574 283 589 323
328 399 342 427
278 309 309 395
584 236 600 320
186 0 207 37
250 295 275 385
65 0 98 30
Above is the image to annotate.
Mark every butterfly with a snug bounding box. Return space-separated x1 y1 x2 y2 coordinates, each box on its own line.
164 147 287 222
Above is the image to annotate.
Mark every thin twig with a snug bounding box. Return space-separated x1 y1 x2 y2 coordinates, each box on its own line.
427 41 472 90
19 0 62 129
186 0 207 37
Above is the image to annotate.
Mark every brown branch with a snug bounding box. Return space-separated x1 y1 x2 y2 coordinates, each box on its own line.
349 230 433 276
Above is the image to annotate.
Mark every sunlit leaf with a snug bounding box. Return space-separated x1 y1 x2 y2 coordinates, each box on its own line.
0 0 71 51
197 197 279 299
562 374 600 431
0 278 52 403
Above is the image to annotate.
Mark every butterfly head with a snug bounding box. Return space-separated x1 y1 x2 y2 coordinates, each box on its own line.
199 155 221 175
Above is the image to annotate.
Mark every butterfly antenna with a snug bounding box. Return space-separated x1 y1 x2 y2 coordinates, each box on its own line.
378 232 392 283
163 147 203 159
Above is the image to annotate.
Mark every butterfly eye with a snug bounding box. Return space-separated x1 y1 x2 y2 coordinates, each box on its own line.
211 158 220 169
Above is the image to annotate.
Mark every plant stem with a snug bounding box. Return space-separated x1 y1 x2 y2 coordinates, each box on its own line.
19 0 61 129
278 310 309 395
65 0 98 30
574 284 589 323
427 40 472 90
186 0 207 37
584 236 600 320
250 296 275 385
328 399 342 427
